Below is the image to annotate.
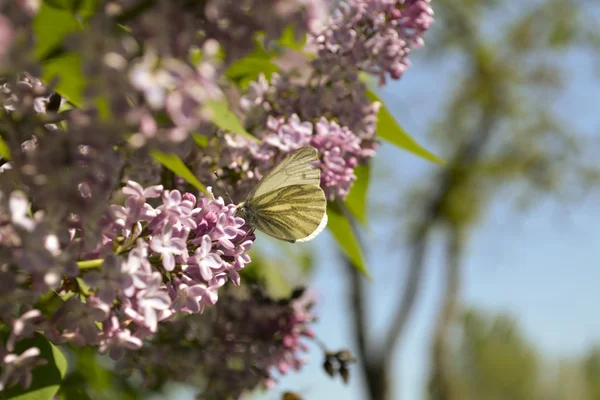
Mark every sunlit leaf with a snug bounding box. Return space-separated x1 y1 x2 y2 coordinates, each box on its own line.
42 53 85 107
275 24 307 51
225 57 278 84
366 88 445 165
345 163 370 225
150 150 208 196
33 3 87 106
2 333 67 400
193 133 209 148
327 202 370 278
33 3 81 60
43 0 100 17
0 136 11 160
205 100 260 143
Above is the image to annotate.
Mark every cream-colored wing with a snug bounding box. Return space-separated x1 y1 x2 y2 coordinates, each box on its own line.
248 184 327 243
247 146 321 201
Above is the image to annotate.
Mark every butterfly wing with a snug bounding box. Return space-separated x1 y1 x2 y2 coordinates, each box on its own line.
247 146 321 201
248 184 328 243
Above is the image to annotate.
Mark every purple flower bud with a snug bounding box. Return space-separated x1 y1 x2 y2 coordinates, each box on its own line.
6 309 44 352
98 314 143 360
0 346 46 391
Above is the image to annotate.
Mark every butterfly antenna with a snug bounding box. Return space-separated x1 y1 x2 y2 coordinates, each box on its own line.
213 171 235 204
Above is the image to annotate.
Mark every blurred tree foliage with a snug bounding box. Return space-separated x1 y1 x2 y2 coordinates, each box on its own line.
450 310 539 400
447 309 600 400
346 1 600 399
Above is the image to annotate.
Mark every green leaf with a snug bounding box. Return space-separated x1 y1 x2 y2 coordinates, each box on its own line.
224 42 276 88
275 24 307 51
327 202 370 279
2 333 68 400
0 136 11 160
344 163 370 225
150 150 208 196
43 0 100 17
205 100 260 143
57 373 93 400
33 2 81 60
366 88 445 165
33 3 87 106
192 133 209 148
42 53 85 107
225 57 278 83
61 348 139 400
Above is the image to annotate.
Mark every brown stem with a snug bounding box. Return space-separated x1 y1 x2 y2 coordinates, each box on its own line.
347 259 388 400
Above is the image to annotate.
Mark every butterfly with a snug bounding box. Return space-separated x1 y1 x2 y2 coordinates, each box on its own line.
235 146 328 243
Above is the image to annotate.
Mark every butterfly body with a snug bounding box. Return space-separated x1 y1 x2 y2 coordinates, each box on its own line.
236 146 328 243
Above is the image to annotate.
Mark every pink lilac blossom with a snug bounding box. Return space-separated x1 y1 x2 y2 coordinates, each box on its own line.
0 0 420 394
0 181 255 393
118 285 317 399
202 0 329 61
195 113 376 201
242 69 381 142
310 118 365 200
44 182 253 357
312 0 434 85
0 346 46 391
128 41 223 143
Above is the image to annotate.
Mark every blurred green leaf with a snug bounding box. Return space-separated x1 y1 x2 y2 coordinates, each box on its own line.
0 136 11 160
205 100 260 143
43 0 100 17
2 333 67 400
33 3 87 106
275 24 307 51
192 133 209 148
150 150 208 196
225 57 278 85
33 2 81 59
344 163 370 225
327 202 370 278
241 250 291 297
57 372 93 400
64 348 139 400
42 53 85 107
366 88 445 165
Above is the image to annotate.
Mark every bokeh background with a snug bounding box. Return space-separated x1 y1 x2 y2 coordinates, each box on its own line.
160 1 600 399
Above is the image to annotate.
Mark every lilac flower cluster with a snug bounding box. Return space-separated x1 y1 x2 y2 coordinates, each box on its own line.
128 42 223 142
118 285 316 399
260 115 375 200
0 182 254 389
196 112 376 201
0 3 39 74
107 0 327 63
312 0 434 85
201 0 328 61
53 182 252 350
201 1 432 202
0 188 69 391
0 0 434 395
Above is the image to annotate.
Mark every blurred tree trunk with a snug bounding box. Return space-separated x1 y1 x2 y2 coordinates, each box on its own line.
428 229 463 400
